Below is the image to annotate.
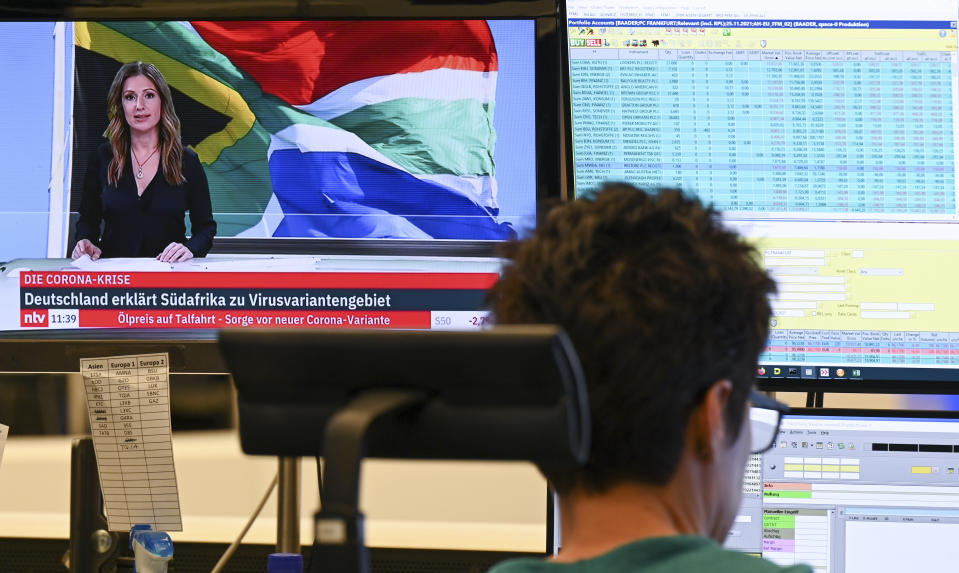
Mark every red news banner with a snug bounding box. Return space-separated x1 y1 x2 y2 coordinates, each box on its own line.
19 271 498 330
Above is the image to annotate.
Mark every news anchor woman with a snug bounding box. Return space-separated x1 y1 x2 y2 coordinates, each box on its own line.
73 61 216 262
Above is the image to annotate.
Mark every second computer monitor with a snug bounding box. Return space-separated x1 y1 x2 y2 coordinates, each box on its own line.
564 0 959 391
727 409 959 571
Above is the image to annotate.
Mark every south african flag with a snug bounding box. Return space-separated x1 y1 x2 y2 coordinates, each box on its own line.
72 20 514 240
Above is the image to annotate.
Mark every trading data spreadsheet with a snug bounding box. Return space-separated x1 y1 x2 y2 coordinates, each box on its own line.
571 46 955 216
566 0 959 385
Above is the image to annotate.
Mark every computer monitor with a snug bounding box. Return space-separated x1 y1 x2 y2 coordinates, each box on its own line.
726 409 959 571
563 0 959 391
0 0 563 333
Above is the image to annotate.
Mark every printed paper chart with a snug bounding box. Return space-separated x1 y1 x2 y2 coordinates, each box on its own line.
81 353 181 531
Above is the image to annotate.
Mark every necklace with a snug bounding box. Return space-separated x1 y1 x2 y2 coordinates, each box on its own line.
132 146 159 179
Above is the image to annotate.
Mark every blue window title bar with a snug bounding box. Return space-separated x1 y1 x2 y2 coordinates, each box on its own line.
567 19 957 29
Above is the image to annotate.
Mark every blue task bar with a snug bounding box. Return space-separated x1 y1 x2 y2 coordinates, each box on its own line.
845 507 959 518
568 19 958 30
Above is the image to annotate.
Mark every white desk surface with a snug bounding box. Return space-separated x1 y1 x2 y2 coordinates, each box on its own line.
0 430 547 552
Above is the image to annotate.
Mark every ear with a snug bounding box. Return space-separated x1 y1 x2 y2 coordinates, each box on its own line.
688 379 734 462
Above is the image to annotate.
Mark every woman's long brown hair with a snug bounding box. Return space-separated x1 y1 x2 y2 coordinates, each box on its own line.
105 61 185 186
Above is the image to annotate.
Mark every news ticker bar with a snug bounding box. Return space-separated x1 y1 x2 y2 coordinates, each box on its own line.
18 272 498 330
22 289 486 311
20 309 493 330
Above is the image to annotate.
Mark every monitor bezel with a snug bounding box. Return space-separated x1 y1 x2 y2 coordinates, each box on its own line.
558 0 575 201
557 3 959 395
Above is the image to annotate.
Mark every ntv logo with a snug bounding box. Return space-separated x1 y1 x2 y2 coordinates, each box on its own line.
20 309 48 327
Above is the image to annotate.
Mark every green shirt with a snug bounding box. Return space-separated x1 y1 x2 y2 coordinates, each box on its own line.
489 535 813 573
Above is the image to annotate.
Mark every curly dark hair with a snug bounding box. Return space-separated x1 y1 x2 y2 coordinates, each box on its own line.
488 184 776 493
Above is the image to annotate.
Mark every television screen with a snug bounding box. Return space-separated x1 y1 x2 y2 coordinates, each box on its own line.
0 2 561 334
70 20 537 242
564 0 959 390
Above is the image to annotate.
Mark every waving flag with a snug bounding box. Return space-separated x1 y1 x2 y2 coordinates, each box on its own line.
73 20 515 240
